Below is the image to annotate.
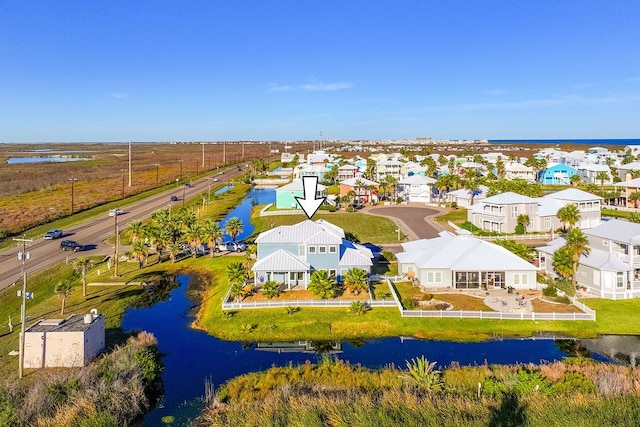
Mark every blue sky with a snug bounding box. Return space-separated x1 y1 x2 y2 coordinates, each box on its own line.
1 1 639 142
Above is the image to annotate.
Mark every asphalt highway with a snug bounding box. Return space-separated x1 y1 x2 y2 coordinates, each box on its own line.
0 166 244 293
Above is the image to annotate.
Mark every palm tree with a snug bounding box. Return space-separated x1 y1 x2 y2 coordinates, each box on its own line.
127 220 145 243
384 175 399 203
309 270 338 299
354 178 365 205
464 178 481 206
556 204 581 231
628 191 640 208
552 246 575 281
595 171 610 190
227 261 248 302
54 280 73 315
146 224 170 263
629 212 640 223
261 280 281 299
570 174 581 187
73 257 93 297
343 268 369 295
168 242 181 264
225 217 244 243
565 228 590 283
202 219 224 257
516 214 530 234
184 223 203 258
132 240 151 268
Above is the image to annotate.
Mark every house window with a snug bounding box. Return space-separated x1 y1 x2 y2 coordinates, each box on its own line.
621 244 629 255
298 245 306 257
543 217 551 230
635 246 640 256
427 272 442 283
319 246 327 254
308 246 316 254
529 205 535 213
616 272 624 288
329 246 337 254
511 206 518 218
328 269 337 278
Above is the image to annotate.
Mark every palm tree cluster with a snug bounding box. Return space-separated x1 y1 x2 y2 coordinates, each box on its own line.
552 207 590 284
125 208 240 265
308 268 369 299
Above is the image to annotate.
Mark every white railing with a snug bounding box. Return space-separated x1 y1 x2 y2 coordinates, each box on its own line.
222 299 397 310
400 309 595 321
476 233 551 242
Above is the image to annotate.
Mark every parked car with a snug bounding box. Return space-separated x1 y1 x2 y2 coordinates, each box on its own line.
108 208 123 217
215 241 246 252
60 240 83 252
44 229 63 240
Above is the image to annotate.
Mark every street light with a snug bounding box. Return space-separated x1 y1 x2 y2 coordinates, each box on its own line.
178 159 183 181
182 184 187 207
113 213 119 278
14 235 33 379
69 176 77 214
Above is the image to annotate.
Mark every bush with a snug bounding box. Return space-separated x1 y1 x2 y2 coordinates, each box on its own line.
542 285 558 297
553 372 596 394
319 205 336 212
380 249 396 262
555 278 576 297
403 298 418 310
515 224 525 234
346 206 354 213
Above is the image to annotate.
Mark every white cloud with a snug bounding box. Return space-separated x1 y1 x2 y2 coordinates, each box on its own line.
267 80 352 93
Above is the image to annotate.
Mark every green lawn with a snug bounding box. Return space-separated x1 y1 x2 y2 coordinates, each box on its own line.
251 210 400 244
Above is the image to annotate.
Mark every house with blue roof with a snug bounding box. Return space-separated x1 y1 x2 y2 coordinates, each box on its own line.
252 219 373 289
538 163 578 185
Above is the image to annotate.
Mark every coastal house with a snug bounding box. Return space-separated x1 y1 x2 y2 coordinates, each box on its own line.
375 159 404 181
577 163 612 185
336 164 359 182
444 185 488 207
617 161 640 181
275 179 327 209
538 163 578 185
339 177 379 204
252 219 374 289
614 177 640 208
24 311 105 368
398 174 436 203
467 188 601 233
504 162 536 182
537 219 640 299
396 231 537 290
293 164 329 181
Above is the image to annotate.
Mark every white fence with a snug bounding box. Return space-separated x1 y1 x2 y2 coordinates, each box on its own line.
401 309 595 321
222 299 397 310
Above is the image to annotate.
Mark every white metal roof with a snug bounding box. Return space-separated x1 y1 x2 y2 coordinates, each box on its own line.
584 219 640 245
481 192 536 205
544 188 602 202
277 179 327 192
252 249 310 272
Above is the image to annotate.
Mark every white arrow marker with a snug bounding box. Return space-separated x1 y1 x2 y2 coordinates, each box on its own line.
295 176 326 219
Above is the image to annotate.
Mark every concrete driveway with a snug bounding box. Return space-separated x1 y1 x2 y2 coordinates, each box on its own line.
363 204 447 241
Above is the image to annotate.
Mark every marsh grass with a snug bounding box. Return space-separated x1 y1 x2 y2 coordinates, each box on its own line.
197 358 640 427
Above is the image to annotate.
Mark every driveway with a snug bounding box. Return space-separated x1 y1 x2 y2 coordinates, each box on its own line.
363 205 447 241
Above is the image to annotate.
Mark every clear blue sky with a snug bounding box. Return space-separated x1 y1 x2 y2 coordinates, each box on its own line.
1 1 639 142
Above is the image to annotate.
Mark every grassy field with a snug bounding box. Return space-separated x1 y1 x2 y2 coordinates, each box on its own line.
250 209 401 244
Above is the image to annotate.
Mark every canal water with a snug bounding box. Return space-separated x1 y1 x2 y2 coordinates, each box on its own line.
121 188 618 426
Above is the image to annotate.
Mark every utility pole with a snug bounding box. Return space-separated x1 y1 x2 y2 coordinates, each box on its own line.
113 214 119 277
121 169 126 198
223 141 226 165
68 176 77 214
242 141 245 161
128 141 132 187
154 163 159 186
14 236 33 379
202 142 206 168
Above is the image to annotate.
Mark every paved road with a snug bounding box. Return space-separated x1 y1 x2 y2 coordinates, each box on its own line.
364 205 446 241
0 167 244 292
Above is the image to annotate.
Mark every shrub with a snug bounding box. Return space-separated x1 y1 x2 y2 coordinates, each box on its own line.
319 205 336 212
515 223 525 234
350 301 370 316
346 206 354 213
542 285 558 297
555 278 576 297
403 356 443 391
380 249 396 262
553 372 597 394
402 298 418 310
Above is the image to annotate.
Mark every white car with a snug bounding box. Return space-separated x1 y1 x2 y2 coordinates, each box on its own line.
44 229 63 239
108 208 123 217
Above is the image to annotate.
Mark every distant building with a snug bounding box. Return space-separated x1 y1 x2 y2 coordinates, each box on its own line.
24 311 105 368
275 179 327 209
538 163 578 185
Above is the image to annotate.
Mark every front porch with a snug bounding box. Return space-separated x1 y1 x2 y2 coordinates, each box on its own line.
254 270 309 290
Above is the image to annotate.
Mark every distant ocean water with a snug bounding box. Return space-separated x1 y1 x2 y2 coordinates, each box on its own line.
489 139 640 147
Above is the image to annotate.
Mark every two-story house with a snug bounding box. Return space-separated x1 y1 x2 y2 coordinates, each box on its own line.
275 179 328 209
398 174 436 203
467 188 601 233
504 162 536 182
577 163 612 185
538 163 578 185
339 177 379 204
615 177 640 207
252 219 374 289
537 219 640 299
375 159 404 181
336 164 359 182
